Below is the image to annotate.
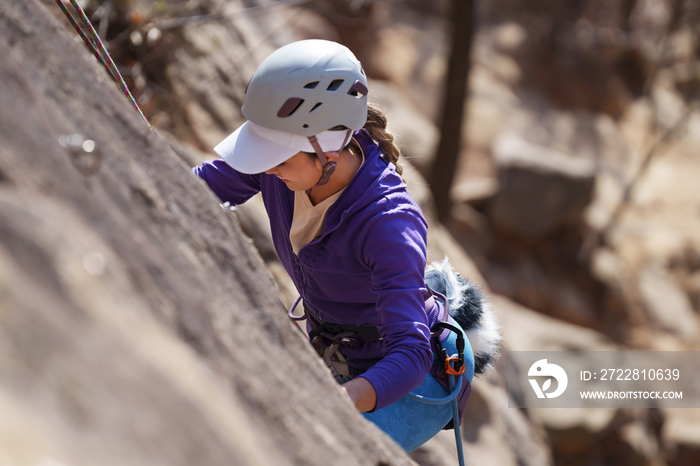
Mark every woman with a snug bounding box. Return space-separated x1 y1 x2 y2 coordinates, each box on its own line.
193 39 500 452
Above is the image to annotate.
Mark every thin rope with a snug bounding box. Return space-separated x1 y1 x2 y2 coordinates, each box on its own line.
448 375 466 466
55 0 154 132
406 375 465 466
55 0 103 65
405 374 462 405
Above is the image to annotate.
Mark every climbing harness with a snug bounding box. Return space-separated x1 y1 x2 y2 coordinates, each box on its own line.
287 296 380 382
54 0 153 132
287 293 468 466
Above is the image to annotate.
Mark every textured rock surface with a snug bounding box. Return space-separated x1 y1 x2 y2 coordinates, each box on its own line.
488 133 596 238
12 0 700 465
0 1 414 464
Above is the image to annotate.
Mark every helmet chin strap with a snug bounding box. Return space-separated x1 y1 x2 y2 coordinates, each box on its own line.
306 129 353 193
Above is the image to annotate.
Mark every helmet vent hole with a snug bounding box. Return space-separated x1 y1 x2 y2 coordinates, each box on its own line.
303 124 309 128
304 81 320 89
277 98 304 118
348 80 368 98
309 102 323 113
326 79 345 91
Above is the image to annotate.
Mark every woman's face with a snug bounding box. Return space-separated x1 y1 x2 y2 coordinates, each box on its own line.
264 151 322 191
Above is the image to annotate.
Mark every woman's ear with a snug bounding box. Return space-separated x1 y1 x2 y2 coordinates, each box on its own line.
314 151 339 171
325 151 340 163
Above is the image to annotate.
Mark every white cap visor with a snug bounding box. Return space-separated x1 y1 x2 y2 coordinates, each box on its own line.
214 121 352 174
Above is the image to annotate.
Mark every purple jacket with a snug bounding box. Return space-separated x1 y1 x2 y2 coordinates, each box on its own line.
193 129 446 410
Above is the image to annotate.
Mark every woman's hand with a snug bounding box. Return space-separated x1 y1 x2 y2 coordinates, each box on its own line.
342 377 377 412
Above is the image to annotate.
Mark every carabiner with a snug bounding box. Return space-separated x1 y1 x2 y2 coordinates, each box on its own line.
444 356 466 375
431 321 466 375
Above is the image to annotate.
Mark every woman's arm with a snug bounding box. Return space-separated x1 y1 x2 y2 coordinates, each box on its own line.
359 208 433 411
193 159 261 205
342 377 377 412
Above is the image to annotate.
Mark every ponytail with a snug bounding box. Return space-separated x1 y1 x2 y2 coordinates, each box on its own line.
349 103 403 176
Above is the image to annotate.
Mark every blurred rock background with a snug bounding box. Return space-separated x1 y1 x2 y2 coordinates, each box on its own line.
8 0 700 464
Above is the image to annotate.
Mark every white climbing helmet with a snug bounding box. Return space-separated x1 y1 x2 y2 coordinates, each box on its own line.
214 39 368 175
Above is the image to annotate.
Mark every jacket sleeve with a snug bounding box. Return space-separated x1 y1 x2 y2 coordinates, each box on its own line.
358 208 433 411
192 159 261 205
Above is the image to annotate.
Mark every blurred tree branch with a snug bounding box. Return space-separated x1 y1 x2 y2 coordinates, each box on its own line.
430 0 474 223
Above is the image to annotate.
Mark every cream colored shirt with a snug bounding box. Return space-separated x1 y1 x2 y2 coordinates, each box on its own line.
289 151 364 254
289 189 344 255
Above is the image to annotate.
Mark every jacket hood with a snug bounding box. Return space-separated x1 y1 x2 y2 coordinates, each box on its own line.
322 129 406 233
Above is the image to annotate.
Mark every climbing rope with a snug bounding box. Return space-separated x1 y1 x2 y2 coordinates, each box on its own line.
54 0 154 132
407 371 466 466
406 322 467 466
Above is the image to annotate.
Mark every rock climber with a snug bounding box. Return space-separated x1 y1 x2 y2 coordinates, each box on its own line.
192 39 501 452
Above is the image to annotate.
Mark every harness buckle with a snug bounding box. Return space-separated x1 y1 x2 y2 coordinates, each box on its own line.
339 337 360 347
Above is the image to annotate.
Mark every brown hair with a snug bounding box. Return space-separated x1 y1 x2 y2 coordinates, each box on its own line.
320 103 403 175
349 103 403 175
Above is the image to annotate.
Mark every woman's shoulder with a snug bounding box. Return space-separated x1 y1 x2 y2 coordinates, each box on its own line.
346 186 427 246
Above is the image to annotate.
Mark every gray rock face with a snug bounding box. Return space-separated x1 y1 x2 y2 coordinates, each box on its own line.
0 1 413 465
488 133 596 238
